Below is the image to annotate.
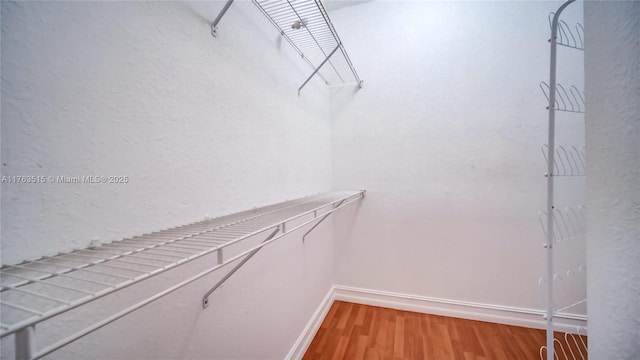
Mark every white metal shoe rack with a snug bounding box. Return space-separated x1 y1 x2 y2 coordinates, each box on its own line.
0 191 365 360
538 1 588 359
211 0 363 95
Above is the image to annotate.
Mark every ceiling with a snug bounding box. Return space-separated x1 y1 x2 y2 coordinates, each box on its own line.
322 0 373 12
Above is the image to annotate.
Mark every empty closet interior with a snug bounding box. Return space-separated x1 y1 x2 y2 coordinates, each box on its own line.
2 0 639 359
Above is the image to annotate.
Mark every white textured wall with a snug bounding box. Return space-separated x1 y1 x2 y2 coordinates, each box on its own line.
585 1 640 358
1 1 333 358
330 0 585 313
1 0 332 265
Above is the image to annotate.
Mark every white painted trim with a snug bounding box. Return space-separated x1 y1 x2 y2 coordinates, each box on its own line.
286 285 588 358
333 285 587 333
285 287 335 360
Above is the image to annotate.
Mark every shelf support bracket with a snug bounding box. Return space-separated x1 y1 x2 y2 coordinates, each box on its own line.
211 0 236 38
15 326 35 360
202 226 281 309
298 43 341 96
302 199 345 243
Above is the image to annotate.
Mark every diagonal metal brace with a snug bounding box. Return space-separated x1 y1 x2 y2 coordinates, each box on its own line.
298 43 341 96
211 0 236 37
302 199 345 243
202 226 280 309
15 326 35 360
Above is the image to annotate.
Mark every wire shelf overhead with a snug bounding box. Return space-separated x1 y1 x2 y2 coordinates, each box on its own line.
0 190 365 360
212 0 362 95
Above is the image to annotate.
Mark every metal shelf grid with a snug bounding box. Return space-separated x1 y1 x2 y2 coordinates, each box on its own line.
252 0 362 93
212 0 362 94
0 191 365 346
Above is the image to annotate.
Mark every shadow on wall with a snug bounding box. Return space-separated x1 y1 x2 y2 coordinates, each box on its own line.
329 85 363 121
333 196 364 262
174 2 211 26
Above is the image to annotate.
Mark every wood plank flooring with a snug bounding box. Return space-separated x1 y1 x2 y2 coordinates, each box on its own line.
302 301 587 360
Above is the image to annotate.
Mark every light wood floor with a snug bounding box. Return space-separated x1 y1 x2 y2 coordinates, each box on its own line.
303 301 587 360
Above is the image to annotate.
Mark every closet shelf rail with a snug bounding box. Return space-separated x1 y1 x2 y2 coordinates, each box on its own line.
211 0 362 95
0 190 365 360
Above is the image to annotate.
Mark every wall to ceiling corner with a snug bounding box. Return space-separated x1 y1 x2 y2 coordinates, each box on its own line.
1 1 334 358
323 0 374 12
328 0 586 321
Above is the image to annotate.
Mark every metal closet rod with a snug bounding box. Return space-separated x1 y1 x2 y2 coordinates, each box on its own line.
25 192 365 360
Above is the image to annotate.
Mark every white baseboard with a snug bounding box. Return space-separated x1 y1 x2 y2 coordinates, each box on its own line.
333 285 587 332
285 288 336 360
287 285 587 359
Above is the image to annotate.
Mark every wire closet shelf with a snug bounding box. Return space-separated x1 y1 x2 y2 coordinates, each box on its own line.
0 190 365 360
212 0 363 95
